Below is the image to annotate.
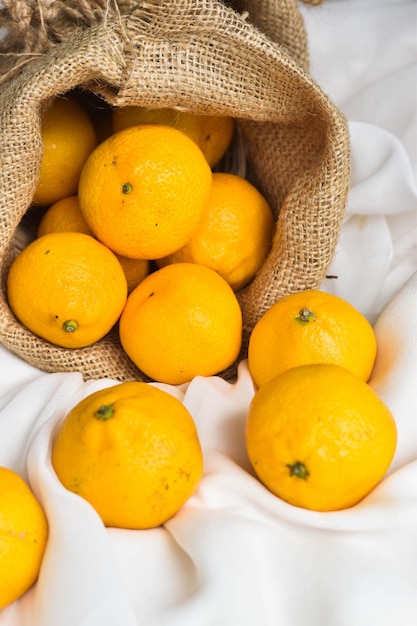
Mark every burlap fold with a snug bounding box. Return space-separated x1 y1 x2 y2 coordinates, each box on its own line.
0 0 350 382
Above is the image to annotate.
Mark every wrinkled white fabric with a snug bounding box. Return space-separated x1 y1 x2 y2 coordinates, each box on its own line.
307 0 417 321
1 1 416 624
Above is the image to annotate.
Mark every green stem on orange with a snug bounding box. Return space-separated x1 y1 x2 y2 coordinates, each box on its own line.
63 319 79 333
122 182 133 194
94 404 115 420
296 307 316 323
287 461 310 480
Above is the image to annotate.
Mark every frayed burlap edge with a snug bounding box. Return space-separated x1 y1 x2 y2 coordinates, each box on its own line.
0 0 314 82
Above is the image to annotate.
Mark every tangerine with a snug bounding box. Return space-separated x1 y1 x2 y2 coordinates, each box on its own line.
246 364 397 511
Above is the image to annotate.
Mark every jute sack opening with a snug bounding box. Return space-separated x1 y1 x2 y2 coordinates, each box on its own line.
0 0 350 382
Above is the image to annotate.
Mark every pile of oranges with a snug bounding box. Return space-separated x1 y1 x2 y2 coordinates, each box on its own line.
1 92 399 612
6 92 398 517
7 93 274 385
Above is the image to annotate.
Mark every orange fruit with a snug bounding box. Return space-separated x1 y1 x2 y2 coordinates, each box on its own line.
7 232 127 348
78 124 213 260
37 195 150 293
51 382 203 529
32 95 97 206
0 466 48 610
157 172 274 291
119 263 243 385
248 290 377 388
112 106 235 168
246 364 397 511
115 254 151 294
37 195 94 238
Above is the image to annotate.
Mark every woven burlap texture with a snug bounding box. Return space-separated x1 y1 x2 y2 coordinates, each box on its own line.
0 0 350 382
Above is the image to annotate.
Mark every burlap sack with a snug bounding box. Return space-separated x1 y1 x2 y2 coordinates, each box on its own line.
0 0 350 382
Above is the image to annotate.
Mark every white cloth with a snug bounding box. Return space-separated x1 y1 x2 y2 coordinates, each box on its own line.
1 1 417 624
